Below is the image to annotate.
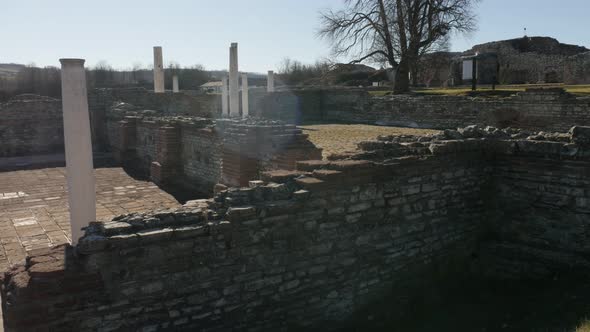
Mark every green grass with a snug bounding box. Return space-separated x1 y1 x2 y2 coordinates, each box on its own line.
368 90 392 97
368 84 590 97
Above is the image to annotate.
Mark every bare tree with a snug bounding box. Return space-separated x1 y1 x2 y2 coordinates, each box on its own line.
92 60 115 87
319 0 478 93
278 57 332 85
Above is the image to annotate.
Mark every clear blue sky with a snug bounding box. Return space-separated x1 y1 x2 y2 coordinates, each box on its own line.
2 0 588 72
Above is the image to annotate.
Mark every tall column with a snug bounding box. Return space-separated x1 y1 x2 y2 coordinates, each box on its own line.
221 75 229 117
59 59 96 246
153 46 165 93
242 73 249 118
229 42 240 117
267 70 275 92
172 75 179 93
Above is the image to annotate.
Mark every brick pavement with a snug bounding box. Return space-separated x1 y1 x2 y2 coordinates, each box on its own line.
0 167 180 272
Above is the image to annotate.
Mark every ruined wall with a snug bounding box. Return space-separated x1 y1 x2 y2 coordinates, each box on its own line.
6 124 590 330
1 154 488 331
337 125 590 281
480 135 590 279
253 88 590 133
564 52 590 84
89 88 220 117
469 36 589 84
134 120 159 175
104 106 322 196
0 95 64 157
89 88 220 151
180 123 222 194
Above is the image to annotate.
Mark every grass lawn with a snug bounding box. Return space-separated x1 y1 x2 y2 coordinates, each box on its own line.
368 84 590 97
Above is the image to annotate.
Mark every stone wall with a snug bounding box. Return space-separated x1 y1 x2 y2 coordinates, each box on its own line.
89 88 220 117
3 87 590 160
0 95 64 157
4 125 590 330
482 142 590 278
89 88 220 152
564 52 590 84
180 123 222 194
467 36 589 84
105 104 322 197
350 125 590 280
252 88 590 133
1 152 487 331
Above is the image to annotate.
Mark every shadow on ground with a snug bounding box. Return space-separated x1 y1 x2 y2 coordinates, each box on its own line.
344 275 590 332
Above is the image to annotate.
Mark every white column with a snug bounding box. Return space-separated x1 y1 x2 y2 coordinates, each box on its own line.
267 70 275 92
172 75 179 93
153 46 165 93
241 73 249 118
229 42 240 117
59 58 96 246
221 75 229 117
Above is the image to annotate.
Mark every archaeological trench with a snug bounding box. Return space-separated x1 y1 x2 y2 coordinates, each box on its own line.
2 86 590 331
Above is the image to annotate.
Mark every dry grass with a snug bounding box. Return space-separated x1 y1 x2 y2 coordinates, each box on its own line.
299 124 439 159
577 320 590 332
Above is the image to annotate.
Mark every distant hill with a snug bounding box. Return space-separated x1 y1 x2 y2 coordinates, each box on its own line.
0 63 25 78
467 36 589 56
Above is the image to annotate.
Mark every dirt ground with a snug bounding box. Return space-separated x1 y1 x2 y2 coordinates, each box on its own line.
299 124 440 159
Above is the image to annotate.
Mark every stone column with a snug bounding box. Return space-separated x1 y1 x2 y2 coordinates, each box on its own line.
59 59 96 246
267 70 275 92
153 46 165 93
242 73 249 118
172 75 179 93
221 75 229 117
229 42 240 117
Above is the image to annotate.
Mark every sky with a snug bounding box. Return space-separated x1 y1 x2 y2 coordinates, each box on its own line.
1 0 589 73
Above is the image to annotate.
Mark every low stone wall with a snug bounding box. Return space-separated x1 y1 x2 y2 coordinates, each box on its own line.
4 87 589 160
0 95 64 157
1 153 487 331
252 88 590 133
89 88 220 117
105 104 322 197
89 88 221 152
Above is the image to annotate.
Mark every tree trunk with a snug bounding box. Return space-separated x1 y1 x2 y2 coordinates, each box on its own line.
394 60 410 94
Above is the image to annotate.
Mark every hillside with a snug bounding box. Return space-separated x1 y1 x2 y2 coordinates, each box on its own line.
0 63 25 78
467 36 589 56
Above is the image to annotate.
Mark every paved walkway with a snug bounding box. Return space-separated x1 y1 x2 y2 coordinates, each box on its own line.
0 167 180 271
